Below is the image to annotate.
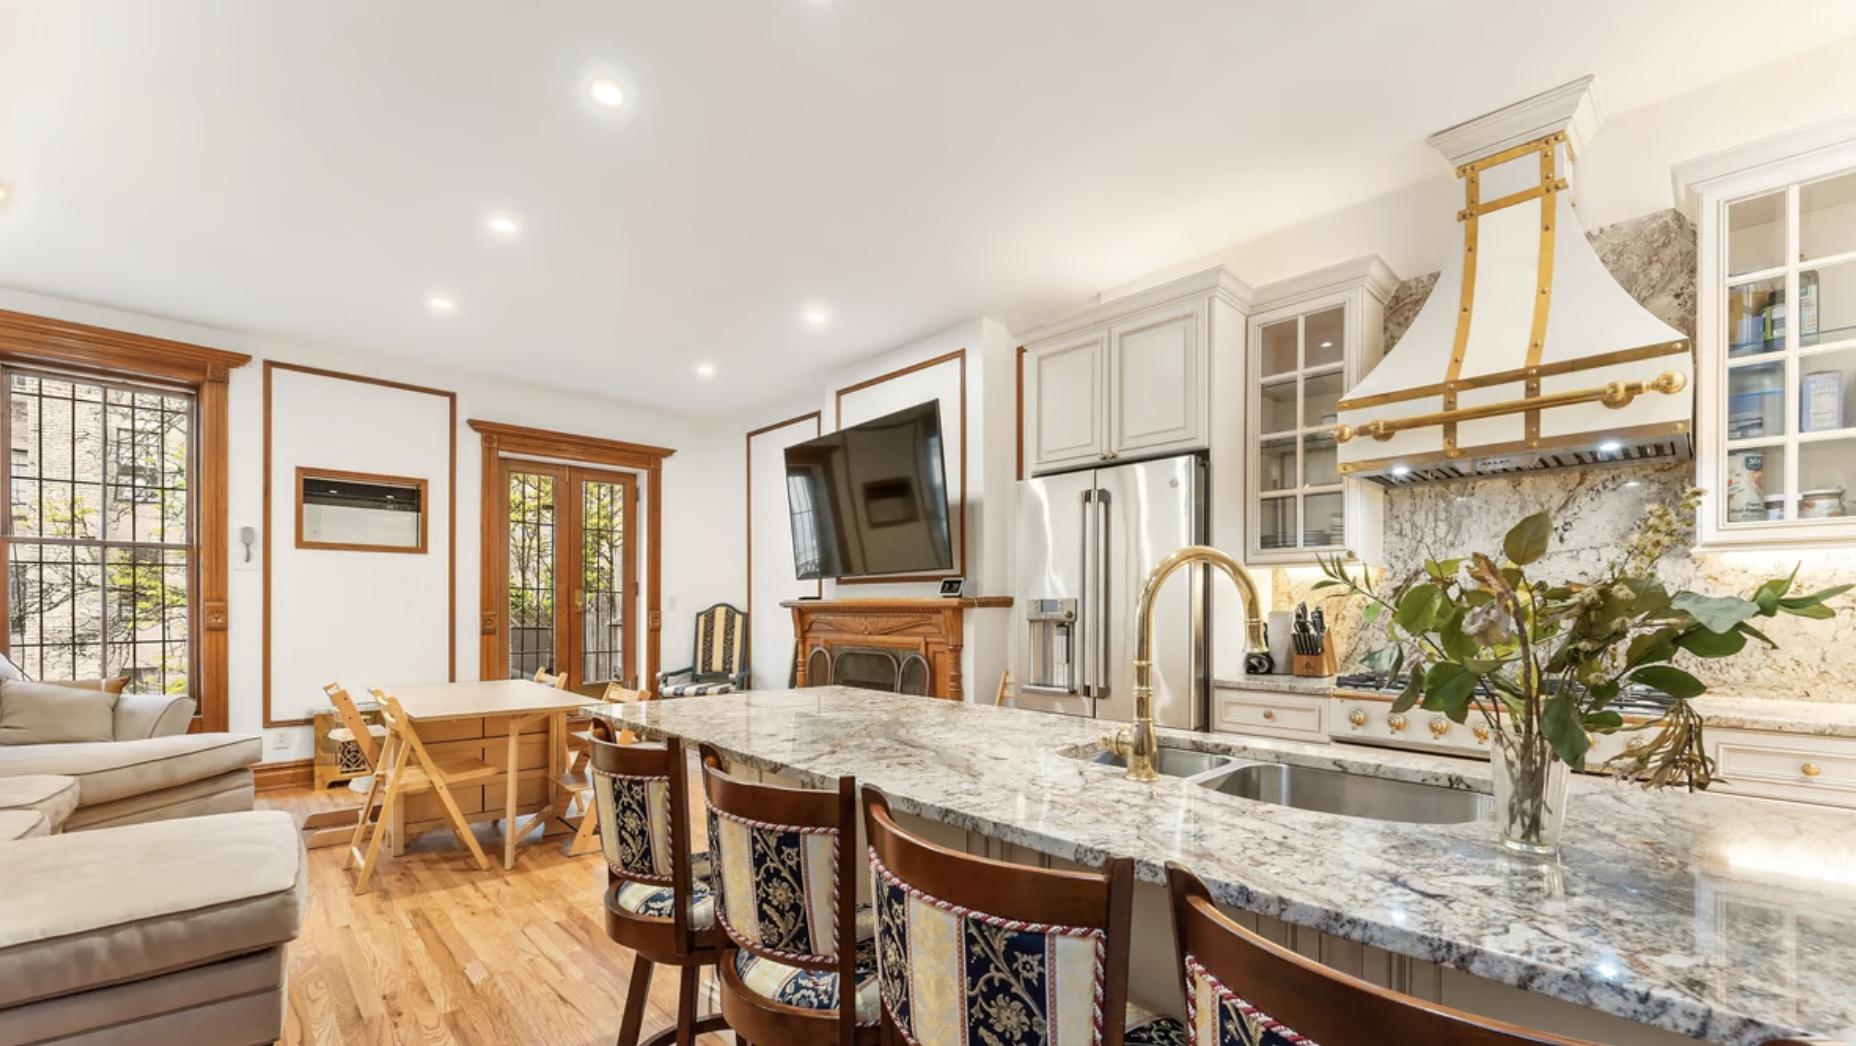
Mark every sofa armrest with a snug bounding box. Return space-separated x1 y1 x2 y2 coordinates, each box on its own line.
113 692 198 740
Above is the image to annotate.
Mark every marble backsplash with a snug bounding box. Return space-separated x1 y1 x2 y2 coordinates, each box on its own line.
1267 209 1856 702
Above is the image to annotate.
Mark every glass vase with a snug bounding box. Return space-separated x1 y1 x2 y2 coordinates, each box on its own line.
1492 735 1571 856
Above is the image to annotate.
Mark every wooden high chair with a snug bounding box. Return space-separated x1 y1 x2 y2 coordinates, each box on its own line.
299 683 392 849
345 688 499 894
562 681 648 856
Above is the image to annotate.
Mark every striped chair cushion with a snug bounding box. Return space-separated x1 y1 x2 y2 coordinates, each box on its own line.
1186 955 1312 1046
613 853 716 929
870 849 1109 1046
661 681 736 697
708 807 844 961
695 606 745 676
731 905 879 1025
593 766 676 882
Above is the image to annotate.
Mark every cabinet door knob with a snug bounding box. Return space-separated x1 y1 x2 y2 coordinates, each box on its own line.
1261 709 1276 721
1386 713 1406 733
1802 762 1822 778
1348 709 1367 728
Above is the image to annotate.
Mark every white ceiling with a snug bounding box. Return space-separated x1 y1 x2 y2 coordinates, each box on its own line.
3 1 1855 412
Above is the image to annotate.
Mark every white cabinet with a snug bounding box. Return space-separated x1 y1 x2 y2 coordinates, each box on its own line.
1018 268 1249 475
1244 257 1396 565
1676 116 1856 549
1211 686 1328 742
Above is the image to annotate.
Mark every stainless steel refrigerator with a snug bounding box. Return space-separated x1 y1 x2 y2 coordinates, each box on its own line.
1013 453 1207 728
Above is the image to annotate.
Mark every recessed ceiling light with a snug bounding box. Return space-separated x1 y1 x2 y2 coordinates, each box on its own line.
426 293 457 316
694 362 717 379
0 183 10 208
587 77 626 110
1391 465 1412 477
484 213 522 240
803 306 829 326
1598 439 1623 454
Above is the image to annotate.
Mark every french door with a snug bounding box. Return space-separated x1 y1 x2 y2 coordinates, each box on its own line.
499 459 638 696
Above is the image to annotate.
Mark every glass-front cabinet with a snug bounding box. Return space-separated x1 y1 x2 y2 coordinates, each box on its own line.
1680 118 1856 547
1244 257 1394 565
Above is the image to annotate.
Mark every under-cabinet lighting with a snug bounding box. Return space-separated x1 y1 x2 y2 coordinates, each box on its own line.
1319 340 1333 349
1598 439 1623 454
1391 465 1411 477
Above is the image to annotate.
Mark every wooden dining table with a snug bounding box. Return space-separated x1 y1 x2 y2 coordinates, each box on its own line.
385 679 598 869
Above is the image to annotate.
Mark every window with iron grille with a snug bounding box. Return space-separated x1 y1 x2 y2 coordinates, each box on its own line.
3 370 195 696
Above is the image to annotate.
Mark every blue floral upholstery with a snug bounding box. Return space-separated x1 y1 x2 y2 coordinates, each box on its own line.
1125 1014 1188 1046
730 913 879 1025
869 850 1110 1046
660 680 736 697
707 807 847 961
613 853 716 929
1185 955 1314 1046
658 603 748 695
593 766 677 882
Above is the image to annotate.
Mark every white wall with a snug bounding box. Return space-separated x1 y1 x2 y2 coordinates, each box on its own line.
0 286 743 760
740 317 1017 701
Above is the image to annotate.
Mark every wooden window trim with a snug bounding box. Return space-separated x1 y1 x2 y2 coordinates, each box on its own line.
0 309 251 732
467 419 674 692
294 466 430 554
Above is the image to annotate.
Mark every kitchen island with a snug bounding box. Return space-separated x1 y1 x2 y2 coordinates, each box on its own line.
600 686 1856 1046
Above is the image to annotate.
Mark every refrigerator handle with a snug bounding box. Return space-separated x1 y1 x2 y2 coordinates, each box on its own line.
1095 488 1112 699
1080 488 1095 699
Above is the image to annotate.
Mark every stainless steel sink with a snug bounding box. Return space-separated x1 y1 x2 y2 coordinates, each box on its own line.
1199 762 1491 824
1087 747 1235 779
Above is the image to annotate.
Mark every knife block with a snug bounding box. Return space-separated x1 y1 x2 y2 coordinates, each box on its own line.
1292 647 1337 678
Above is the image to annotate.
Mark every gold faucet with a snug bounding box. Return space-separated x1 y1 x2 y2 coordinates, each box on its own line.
1101 545 1269 783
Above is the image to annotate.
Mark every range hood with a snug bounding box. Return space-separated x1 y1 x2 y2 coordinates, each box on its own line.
1335 77 1693 486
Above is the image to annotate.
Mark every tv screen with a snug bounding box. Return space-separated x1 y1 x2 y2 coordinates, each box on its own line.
784 401 953 580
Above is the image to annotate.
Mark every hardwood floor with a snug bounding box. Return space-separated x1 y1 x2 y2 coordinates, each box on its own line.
261 783 727 1045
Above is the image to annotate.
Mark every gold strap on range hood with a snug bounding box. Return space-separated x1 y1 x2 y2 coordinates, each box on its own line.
1334 130 1689 456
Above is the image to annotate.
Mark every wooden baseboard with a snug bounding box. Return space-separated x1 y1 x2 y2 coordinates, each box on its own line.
254 758 314 793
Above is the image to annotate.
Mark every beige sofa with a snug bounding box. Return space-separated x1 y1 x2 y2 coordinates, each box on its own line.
0 692 261 830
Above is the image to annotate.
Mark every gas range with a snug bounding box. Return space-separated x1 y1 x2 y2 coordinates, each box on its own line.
1328 672 1667 769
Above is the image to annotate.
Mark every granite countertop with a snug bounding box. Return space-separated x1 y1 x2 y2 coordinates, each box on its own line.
602 687 1856 1046
1218 674 1856 738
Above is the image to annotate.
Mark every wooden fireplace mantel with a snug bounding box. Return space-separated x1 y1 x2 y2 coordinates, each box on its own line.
782 596 1013 701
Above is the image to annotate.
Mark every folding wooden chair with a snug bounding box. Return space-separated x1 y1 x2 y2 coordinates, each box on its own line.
562 681 649 856
345 688 499 894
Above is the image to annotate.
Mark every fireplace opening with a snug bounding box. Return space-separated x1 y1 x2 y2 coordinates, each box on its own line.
813 646 931 696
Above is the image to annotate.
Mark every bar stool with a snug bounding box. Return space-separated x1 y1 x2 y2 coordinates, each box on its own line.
588 721 727 1046
699 742 876 1046
862 786 1180 1046
1164 863 1598 1045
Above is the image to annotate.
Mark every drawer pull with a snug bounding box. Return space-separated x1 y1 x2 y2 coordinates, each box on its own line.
1261 709 1276 721
1802 762 1822 778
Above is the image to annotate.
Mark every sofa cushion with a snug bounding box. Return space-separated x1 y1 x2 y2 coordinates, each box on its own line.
113 691 199 740
0 809 306 1008
42 675 132 695
0 809 48 840
63 768 253 831
0 679 119 745
0 948 285 1046
0 774 81 828
0 733 261 807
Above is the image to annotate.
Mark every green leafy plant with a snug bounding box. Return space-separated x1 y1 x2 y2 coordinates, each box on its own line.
1315 489 1847 793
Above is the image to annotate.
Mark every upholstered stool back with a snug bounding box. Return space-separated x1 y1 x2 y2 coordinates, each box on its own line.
1165 864 1596 1046
863 786 1138 1046
590 725 704 950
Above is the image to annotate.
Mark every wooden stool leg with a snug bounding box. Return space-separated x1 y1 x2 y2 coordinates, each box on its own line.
350 740 412 894
616 958 654 1046
567 787 602 856
426 770 493 871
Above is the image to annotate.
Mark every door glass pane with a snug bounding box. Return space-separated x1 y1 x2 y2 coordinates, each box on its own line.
1728 361 1785 440
1303 431 1339 486
1728 191 1786 276
1800 171 1856 263
1725 446 1785 522
1259 436 1295 492
1799 438 1856 519
1801 348 1856 433
1727 277 1785 358
1304 491 1345 548
1259 319 1298 378
580 479 628 690
1260 376 1298 434
1304 371 1344 429
506 471 556 680
1259 496 1296 550
1800 260 1856 349
1305 307 1344 368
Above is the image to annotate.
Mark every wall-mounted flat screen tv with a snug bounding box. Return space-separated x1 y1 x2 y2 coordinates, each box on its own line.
784 401 952 581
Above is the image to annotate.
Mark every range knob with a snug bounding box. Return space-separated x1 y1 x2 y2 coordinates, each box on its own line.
1386 713 1407 733
1472 724 1490 743
1348 709 1367 728
1429 716 1450 738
